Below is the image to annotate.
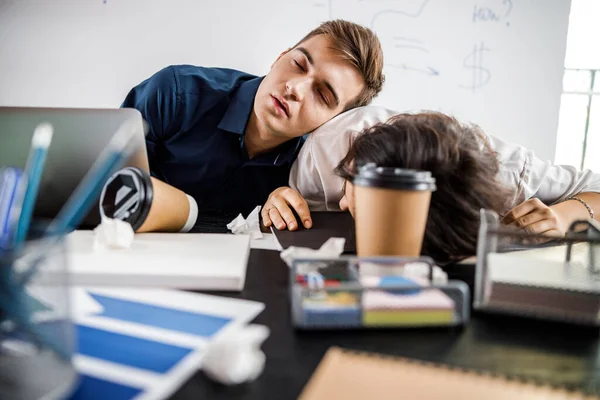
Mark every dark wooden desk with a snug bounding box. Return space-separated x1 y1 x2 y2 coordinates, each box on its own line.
175 215 600 399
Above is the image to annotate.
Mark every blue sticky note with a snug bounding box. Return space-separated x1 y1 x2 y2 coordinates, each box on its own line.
89 293 231 338
69 374 142 400
379 276 421 295
77 325 192 373
304 308 361 328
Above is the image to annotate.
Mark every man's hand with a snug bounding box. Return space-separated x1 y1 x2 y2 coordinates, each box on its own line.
501 198 567 237
261 187 312 231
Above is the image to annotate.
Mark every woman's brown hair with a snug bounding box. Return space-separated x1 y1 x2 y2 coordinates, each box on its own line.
335 112 511 262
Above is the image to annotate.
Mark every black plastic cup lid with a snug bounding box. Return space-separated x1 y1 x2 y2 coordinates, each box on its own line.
352 163 436 191
99 167 153 231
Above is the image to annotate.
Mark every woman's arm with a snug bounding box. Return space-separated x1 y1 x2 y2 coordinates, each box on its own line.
488 133 599 235
502 193 597 236
551 191 598 223
488 133 600 207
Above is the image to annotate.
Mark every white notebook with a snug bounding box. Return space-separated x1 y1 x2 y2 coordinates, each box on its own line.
38 231 252 291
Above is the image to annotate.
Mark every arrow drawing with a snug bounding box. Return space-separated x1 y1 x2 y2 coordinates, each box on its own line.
387 64 440 76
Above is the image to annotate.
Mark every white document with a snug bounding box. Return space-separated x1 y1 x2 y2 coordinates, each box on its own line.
250 233 282 251
67 287 265 400
41 231 252 291
488 242 600 294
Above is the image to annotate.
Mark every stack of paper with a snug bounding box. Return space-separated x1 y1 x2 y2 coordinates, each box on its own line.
38 231 252 291
487 243 600 323
361 276 455 326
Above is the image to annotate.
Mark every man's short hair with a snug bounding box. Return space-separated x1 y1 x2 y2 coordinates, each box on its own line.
294 20 385 110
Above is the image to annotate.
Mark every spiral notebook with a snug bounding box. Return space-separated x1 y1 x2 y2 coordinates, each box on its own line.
299 347 597 400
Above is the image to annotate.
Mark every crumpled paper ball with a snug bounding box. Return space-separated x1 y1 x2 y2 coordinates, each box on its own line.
280 237 346 270
227 206 263 239
93 218 135 250
202 324 270 385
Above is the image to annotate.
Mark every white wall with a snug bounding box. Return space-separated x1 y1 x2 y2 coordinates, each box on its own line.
0 0 571 161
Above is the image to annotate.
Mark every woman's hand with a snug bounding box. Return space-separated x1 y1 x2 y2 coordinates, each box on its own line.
261 187 312 231
501 198 567 237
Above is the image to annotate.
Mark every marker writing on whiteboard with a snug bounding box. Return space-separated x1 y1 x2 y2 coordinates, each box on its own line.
473 0 513 26
459 42 491 92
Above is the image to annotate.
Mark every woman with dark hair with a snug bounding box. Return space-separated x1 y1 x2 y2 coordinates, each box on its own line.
333 112 512 261
262 107 600 261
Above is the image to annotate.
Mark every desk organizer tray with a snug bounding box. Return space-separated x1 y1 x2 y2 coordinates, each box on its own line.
290 256 470 329
475 209 600 326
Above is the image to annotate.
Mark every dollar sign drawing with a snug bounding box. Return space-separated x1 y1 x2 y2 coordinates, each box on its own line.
460 42 491 91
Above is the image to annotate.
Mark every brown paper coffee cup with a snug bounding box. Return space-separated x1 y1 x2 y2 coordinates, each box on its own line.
353 165 436 257
136 177 190 232
100 167 190 232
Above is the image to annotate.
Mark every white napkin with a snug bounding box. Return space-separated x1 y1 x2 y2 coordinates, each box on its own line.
93 218 134 250
404 262 448 285
280 237 346 270
202 324 270 385
227 206 263 239
359 261 448 285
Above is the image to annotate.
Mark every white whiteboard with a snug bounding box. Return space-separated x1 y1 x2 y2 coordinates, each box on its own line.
0 0 571 161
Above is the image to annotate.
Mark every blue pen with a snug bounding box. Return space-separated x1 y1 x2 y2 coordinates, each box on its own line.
47 119 138 236
18 120 137 284
0 168 68 359
0 168 25 322
14 123 54 247
15 119 138 339
0 167 27 251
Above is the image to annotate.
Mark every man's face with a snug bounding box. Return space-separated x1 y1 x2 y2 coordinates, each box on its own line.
254 34 365 139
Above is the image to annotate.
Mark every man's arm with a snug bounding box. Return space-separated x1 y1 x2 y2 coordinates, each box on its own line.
121 66 180 177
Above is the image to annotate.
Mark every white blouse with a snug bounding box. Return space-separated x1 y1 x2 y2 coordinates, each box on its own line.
289 107 600 212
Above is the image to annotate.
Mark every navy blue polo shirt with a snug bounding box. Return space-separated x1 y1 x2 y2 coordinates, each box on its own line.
122 65 304 216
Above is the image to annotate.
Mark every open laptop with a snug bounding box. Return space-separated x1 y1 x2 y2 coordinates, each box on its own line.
0 107 149 228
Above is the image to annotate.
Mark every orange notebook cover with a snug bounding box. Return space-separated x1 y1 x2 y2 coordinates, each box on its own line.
299 347 598 400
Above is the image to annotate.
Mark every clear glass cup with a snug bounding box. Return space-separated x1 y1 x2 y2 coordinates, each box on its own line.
0 234 78 400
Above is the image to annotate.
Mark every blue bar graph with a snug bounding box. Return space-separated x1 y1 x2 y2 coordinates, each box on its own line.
90 292 232 337
77 325 192 373
69 374 142 400
66 291 239 399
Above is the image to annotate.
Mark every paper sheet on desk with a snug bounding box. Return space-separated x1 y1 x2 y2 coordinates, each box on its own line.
488 242 600 293
51 231 252 290
280 237 346 269
496 242 592 265
62 287 265 400
251 233 280 251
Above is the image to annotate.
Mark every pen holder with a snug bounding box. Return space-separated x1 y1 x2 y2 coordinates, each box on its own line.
0 234 78 400
290 256 470 330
